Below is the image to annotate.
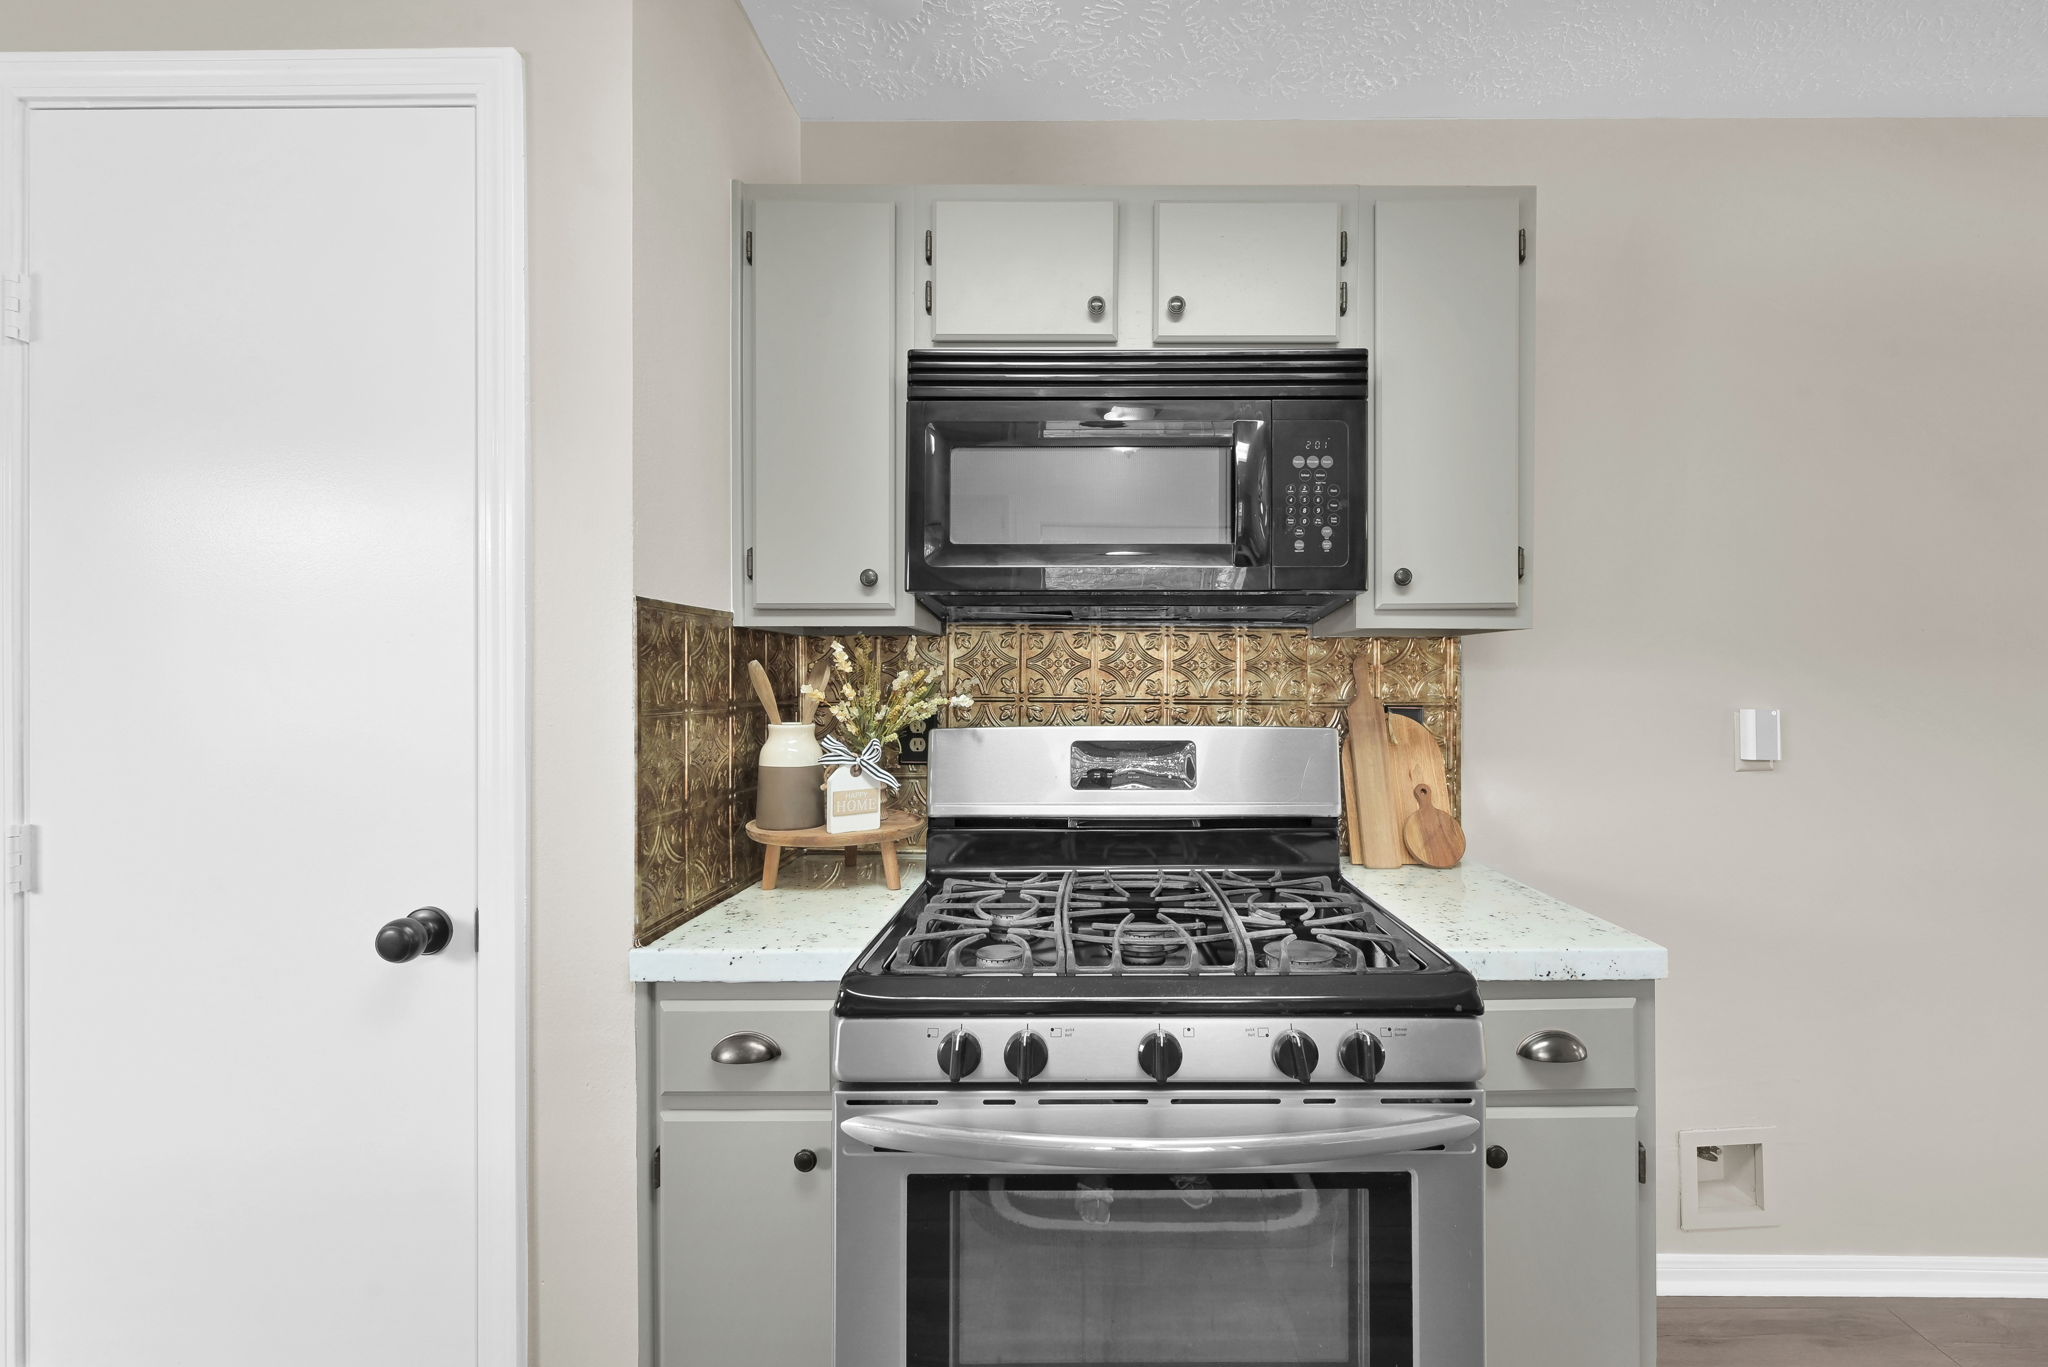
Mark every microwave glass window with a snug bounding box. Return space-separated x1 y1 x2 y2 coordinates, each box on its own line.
949 446 1230 545
904 1173 1413 1367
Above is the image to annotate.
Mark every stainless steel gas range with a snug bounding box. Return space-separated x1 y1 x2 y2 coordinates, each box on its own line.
833 726 1486 1367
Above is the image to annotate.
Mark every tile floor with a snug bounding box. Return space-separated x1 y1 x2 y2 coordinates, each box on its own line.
1659 1298 2048 1366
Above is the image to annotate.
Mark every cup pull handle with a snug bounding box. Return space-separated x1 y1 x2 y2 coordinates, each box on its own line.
1516 1029 1588 1064
710 1031 783 1065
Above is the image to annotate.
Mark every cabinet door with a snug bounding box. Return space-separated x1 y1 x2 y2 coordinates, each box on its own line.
659 1110 834 1367
1153 200 1341 343
1486 1107 1641 1367
748 199 898 610
933 199 1116 342
1373 195 1522 611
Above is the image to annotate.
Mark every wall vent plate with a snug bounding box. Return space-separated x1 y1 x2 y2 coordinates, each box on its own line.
1678 1125 1777 1230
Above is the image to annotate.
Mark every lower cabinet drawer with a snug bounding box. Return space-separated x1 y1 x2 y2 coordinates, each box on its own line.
1481 997 1637 1092
656 999 833 1095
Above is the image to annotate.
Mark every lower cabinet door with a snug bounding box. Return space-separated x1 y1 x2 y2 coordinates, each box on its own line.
1485 1107 1642 1367
659 1110 835 1367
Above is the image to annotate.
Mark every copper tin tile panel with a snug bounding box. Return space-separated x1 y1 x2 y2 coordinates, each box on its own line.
636 601 1461 944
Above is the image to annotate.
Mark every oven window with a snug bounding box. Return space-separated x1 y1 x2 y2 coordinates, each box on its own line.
906 1173 1411 1367
949 447 1231 545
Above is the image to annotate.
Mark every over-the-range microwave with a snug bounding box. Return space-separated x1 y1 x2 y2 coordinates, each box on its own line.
906 349 1367 625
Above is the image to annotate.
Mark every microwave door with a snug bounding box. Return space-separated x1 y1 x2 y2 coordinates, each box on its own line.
914 399 1269 581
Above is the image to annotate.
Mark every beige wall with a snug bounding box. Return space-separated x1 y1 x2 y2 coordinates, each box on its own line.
2 0 646 1360
804 119 2048 1257
632 0 798 609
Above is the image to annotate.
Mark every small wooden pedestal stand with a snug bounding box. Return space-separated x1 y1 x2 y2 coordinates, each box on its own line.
745 809 924 892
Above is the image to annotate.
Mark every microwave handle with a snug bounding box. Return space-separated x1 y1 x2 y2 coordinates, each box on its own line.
1231 419 1270 569
840 1107 1478 1172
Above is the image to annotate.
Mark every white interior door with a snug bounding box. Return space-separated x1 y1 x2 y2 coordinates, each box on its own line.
13 102 485 1366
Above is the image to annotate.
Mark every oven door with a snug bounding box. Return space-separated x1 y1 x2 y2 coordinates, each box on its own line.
907 399 1272 594
836 1091 1483 1367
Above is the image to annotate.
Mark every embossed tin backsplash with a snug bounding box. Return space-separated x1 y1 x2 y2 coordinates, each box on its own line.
636 599 1460 944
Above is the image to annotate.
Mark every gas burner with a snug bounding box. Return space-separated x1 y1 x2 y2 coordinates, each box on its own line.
1116 925 1180 966
1265 938 1345 971
970 941 1029 970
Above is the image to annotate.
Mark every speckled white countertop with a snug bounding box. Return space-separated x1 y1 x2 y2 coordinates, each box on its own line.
1341 863 1667 982
630 852 1666 984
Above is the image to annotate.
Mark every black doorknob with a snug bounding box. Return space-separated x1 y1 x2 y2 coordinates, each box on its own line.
1486 1145 1509 1170
1272 1029 1319 1083
937 1029 982 1083
859 568 879 588
793 1149 818 1173
1004 1028 1049 1084
1392 567 1413 587
1137 1029 1183 1083
375 906 454 963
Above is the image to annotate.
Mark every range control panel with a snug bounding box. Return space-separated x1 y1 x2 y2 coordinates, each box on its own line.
1272 420 1351 566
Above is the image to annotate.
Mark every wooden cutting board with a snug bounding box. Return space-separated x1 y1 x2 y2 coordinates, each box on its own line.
1403 783 1466 868
1344 658 1407 868
1382 712 1452 843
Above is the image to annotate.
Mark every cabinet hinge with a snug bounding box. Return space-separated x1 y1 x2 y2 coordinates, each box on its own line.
924 229 933 266
5 825 38 894
1517 545 1525 580
1637 1141 1647 1185
651 1145 661 1191
743 230 752 265
2 275 32 343
745 547 754 581
1338 281 1348 317
1518 228 1526 264
924 280 933 316
1339 229 1348 266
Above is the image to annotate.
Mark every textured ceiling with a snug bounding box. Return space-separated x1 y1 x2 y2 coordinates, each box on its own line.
738 0 2048 121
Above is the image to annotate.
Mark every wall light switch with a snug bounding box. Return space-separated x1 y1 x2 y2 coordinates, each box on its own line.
1736 708 1780 767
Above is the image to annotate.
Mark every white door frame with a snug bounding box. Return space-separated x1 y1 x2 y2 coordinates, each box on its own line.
0 49 530 1366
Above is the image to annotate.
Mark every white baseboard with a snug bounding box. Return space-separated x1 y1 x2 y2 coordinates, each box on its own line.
1659 1254 2048 1299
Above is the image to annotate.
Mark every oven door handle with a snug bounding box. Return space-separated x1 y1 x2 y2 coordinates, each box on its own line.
1230 419 1270 569
840 1105 1478 1172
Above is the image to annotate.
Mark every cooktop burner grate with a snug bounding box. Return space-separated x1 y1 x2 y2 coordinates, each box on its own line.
886 867 1422 978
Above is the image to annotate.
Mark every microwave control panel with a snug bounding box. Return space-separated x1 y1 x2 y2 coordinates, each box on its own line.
1273 421 1351 566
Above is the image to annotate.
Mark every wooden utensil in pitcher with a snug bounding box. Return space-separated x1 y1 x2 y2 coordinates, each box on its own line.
746 659 782 725
797 658 831 725
1402 783 1466 868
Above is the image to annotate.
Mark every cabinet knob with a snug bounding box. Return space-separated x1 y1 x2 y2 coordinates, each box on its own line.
1486 1144 1509 1169
1516 1029 1589 1064
1166 294 1186 321
1088 294 1106 320
709 1031 782 1065
1392 567 1413 588
792 1148 818 1173
859 568 879 588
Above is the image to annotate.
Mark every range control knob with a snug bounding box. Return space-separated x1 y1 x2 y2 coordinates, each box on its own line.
1137 1029 1183 1083
1338 1030 1387 1082
1272 1029 1320 1083
936 1029 982 1083
1003 1028 1049 1084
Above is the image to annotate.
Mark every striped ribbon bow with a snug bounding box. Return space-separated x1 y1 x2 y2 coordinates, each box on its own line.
821 735 900 791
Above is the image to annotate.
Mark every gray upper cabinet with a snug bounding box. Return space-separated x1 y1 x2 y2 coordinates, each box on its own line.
932 199 1118 342
743 196 921 626
1371 195 1523 613
1153 201 1343 343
